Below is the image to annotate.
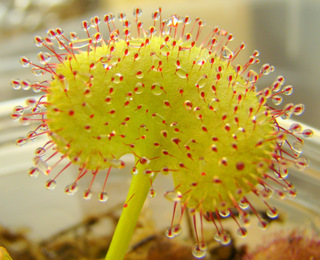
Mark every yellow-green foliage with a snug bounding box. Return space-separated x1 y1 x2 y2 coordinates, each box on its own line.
47 36 275 212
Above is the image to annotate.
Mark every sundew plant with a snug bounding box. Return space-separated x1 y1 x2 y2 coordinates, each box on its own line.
12 8 313 260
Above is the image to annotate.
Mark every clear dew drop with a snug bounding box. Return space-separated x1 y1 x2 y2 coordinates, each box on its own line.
109 159 125 168
149 188 156 198
20 56 31 67
105 95 112 104
45 179 56 190
277 168 289 179
287 188 297 198
266 207 279 219
99 192 109 202
289 123 302 133
152 10 161 21
238 199 249 210
58 40 67 50
214 231 232 245
213 232 221 242
163 100 171 109
292 140 304 155
69 32 78 41
47 29 56 39
34 157 51 175
295 157 310 170
275 190 286 200
165 227 175 238
61 80 69 92
197 59 206 66
16 137 27 146
172 224 182 236
271 95 283 105
39 124 49 132
112 73 123 84
195 75 207 89
11 80 21 90
13 105 24 114
201 48 214 61
247 70 258 83
259 187 273 199
193 107 202 120
56 28 64 36
271 81 282 92
33 84 42 93
260 63 272 75
183 100 193 110
35 147 46 157
135 71 144 79
83 189 93 200
92 32 102 43
21 80 31 91
32 67 46 77
83 87 92 97
70 38 91 49
11 112 21 120
34 36 44 47
179 41 194 51
150 52 161 64
128 39 144 48
176 67 188 79
208 98 219 111
133 52 141 61
262 88 272 98
118 12 127 22
28 167 40 178
236 227 248 238
164 190 182 202
30 102 40 112
19 117 30 126
199 242 207 253
302 129 314 138
276 75 285 86
110 31 120 43
221 46 234 60
140 157 150 165
184 16 192 25
240 214 251 227
258 219 269 230
38 52 51 64
192 244 206 259
65 183 78 195
11 106 24 119
293 103 305 115
143 169 154 177
104 13 115 23
134 82 144 94
91 16 101 27
281 113 291 120
102 55 120 68
282 85 294 95
219 209 230 218
151 83 163 95
133 7 143 17
160 44 170 56
167 15 181 27
131 167 138 175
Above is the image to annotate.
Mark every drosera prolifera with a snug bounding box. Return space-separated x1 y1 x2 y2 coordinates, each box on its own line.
12 7 313 259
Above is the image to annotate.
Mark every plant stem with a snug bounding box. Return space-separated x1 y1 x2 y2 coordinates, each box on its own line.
105 169 151 260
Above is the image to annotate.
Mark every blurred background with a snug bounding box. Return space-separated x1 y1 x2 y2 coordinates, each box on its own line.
0 0 319 258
